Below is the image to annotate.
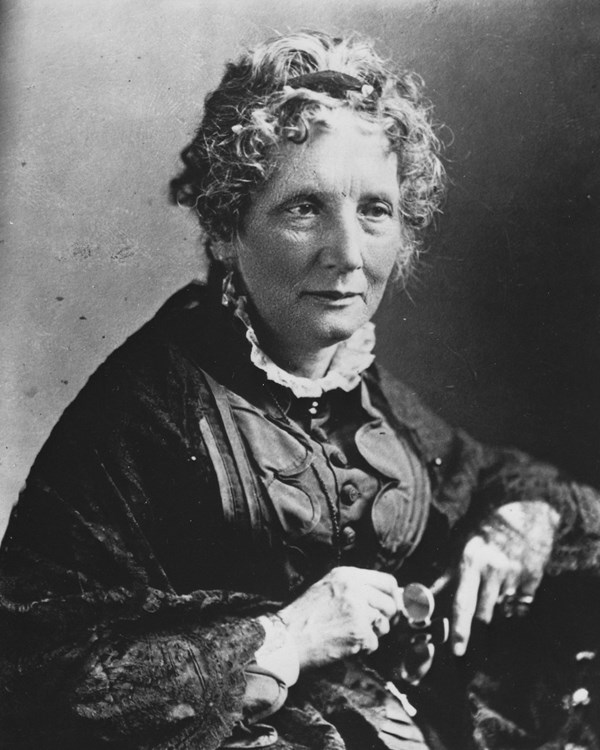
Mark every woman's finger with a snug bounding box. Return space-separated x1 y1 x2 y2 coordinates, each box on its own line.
474 542 520 623
498 568 520 600
361 625 381 654
499 567 541 618
474 564 503 623
452 539 483 656
348 567 400 596
370 607 391 637
349 608 382 654
365 586 399 620
517 565 544 597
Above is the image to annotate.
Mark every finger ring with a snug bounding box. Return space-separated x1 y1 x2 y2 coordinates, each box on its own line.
500 595 516 618
514 594 534 617
498 592 533 618
498 589 517 618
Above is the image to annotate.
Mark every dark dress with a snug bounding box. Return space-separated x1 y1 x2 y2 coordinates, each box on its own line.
1 279 600 749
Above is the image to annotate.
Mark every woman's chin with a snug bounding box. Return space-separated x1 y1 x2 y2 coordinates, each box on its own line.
263 304 373 362
310 317 366 348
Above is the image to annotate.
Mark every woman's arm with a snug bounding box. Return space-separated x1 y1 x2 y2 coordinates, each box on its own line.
0 486 278 749
0 336 289 748
373 365 600 653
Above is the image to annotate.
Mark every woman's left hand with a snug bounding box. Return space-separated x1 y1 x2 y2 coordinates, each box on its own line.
452 500 560 656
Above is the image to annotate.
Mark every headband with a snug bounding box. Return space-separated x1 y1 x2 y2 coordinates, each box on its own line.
286 70 378 99
230 70 378 135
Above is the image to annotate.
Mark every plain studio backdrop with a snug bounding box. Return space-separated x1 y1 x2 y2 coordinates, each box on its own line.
1 0 599 540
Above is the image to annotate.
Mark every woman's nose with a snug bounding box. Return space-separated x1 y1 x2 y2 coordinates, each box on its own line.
321 210 364 272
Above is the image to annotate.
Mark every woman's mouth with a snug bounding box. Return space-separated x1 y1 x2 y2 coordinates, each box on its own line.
303 290 363 303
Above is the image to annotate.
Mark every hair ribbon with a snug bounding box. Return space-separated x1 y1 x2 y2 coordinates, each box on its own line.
286 70 378 99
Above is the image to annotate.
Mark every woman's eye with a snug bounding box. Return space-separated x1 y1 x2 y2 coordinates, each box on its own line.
361 201 393 219
286 202 318 217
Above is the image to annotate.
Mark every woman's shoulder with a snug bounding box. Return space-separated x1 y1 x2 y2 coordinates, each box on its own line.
68 282 217 405
29 283 222 470
366 363 456 451
106 281 215 369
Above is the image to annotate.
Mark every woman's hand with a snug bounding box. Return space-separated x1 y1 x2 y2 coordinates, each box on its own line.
278 566 400 670
452 500 560 656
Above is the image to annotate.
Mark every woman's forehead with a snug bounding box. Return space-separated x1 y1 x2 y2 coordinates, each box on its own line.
284 107 393 153
251 111 397 202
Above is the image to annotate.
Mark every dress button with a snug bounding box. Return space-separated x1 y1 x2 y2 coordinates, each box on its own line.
340 484 361 506
341 526 357 549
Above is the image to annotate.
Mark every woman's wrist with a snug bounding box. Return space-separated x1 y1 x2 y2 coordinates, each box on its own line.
254 614 300 687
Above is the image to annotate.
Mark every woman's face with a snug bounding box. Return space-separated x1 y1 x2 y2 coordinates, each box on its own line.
232 109 403 362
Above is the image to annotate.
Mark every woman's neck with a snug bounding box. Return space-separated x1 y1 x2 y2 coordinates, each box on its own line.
256 326 338 380
236 290 338 380
277 346 337 380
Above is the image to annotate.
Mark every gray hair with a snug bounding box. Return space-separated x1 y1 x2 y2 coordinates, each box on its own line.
170 30 445 275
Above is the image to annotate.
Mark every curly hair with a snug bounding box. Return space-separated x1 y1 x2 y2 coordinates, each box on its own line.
170 30 445 273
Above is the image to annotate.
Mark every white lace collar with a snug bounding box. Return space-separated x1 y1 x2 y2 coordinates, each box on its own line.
222 274 376 399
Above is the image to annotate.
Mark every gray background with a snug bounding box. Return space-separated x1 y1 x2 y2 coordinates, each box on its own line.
1 0 599 539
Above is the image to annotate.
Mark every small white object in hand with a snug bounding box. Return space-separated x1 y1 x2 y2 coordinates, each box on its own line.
385 681 417 717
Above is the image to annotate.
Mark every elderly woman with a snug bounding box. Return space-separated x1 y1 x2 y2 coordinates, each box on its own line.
1 30 600 750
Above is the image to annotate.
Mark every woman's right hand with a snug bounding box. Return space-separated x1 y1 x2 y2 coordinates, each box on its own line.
277 566 401 670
